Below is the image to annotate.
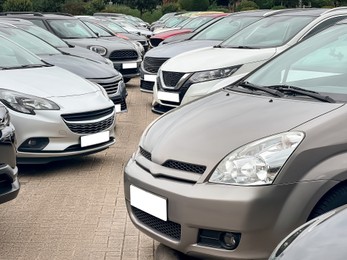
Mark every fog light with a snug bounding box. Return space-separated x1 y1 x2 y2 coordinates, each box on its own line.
18 137 49 152
220 232 241 250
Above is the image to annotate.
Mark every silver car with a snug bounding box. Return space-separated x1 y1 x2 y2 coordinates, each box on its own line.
124 18 347 259
0 35 116 164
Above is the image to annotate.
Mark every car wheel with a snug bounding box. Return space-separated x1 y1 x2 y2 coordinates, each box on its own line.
308 184 347 220
124 78 131 83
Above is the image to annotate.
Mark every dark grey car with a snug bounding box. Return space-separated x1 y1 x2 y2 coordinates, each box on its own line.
0 22 128 112
0 13 142 82
124 18 347 259
0 105 19 204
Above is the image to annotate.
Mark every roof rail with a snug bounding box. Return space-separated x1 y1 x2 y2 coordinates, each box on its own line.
263 8 302 17
0 11 44 16
321 7 347 15
0 21 18 28
44 12 73 17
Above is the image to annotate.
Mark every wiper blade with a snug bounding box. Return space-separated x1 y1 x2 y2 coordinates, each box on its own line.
235 81 284 97
0 64 48 70
267 85 335 103
234 46 257 49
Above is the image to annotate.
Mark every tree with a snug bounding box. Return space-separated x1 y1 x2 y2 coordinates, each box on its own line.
236 0 258 11
32 0 64 12
123 0 159 15
3 0 33 11
179 0 209 10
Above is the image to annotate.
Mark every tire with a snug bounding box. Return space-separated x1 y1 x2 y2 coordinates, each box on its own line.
124 78 131 83
308 184 347 220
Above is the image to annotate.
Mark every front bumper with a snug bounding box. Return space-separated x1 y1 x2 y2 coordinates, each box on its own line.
139 65 156 93
113 60 141 79
124 156 330 259
0 164 19 204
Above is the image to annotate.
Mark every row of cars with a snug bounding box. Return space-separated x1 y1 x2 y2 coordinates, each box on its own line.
0 12 154 204
125 7 347 260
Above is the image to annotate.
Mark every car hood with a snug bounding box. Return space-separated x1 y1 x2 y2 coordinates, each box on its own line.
0 66 100 98
41 54 118 79
58 46 107 63
146 40 221 59
152 29 192 39
142 91 342 167
162 47 277 73
64 38 137 50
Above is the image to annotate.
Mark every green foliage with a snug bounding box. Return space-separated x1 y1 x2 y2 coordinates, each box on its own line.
32 0 64 12
207 3 229 12
61 0 86 15
236 0 259 11
3 0 33 11
162 2 180 14
85 0 106 15
123 0 159 15
103 4 141 17
142 9 162 23
271 5 285 9
310 0 334 7
179 0 209 11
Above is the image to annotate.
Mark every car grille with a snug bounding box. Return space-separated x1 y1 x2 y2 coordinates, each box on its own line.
0 173 12 190
140 147 151 161
140 80 155 91
143 57 168 74
149 38 163 47
90 77 121 96
163 160 206 174
162 71 185 88
111 95 127 111
119 68 139 76
109 50 138 61
62 107 115 134
132 206 181 241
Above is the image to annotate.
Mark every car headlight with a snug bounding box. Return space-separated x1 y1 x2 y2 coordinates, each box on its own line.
189 66 241 83
209 132 304 186
0 89 60 115
88 45 107 56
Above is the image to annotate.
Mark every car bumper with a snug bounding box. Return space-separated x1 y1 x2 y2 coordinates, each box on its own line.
113 60 141 79
0 164 19 204
139 65 156 93
124 156 331 259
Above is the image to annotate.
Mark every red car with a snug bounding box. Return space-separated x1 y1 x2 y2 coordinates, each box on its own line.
150 13 228 47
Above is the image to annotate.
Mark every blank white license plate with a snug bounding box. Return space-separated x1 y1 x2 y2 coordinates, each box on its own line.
122 63 137 69
144 74 157 82
115 104 121 113
130 185 167 221
158 91 179 103
81 131 110 147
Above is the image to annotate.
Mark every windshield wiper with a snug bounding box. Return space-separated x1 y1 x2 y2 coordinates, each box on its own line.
233 46 258 49
233 81 284 97
0 64 48 70
267 85 335 103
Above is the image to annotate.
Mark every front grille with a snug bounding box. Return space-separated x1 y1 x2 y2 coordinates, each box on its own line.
143 57 168 74
111 95 127 111
163 160 206 174
109 50 138 61
140 80 155 91
62 107 115 134
119 68 139 76
140 147 151 161
162 71 185 88
91 77 121 96
0 173 12 190
150 38 163 47
132 206 181 241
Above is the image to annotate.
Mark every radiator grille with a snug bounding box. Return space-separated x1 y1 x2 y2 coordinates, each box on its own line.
163 160 206 174
109 50 138 61
162 71 185 88
143 57 168 74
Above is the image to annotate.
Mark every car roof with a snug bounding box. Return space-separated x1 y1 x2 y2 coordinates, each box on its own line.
0 17 34 26
0 12 78 20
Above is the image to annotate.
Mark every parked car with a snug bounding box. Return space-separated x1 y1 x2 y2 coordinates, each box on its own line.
0 35 116 163
0 105 19 203
105 18 153 38
149 13 227 47
0 17 114 66
140 10 269 92
269 205 347 260
124 18 347 259
0 21 127 112
152 8 347 114
77 16 150 51
0 12 142 83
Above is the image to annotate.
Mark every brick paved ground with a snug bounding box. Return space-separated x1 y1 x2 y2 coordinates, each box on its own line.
0 78 187 260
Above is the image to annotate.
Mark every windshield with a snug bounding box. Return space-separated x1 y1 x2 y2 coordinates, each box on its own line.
193 15 262 41
0 28 61 56
243 24 347 102
182 16 214 30
84 21 113 37
165 16 189 28
221 15 315 48
47 19 96 39
21 25 68 48
0 35 45 68
100 20 128 33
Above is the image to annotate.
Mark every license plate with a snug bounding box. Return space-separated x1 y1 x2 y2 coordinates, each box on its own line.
122 63 137 69
115 104 121 113
158 91 179 103
81 131 110 147
130 185 167 221
144 74 157 82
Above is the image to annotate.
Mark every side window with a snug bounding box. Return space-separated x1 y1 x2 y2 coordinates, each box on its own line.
29 20 47 30
303 16 347 40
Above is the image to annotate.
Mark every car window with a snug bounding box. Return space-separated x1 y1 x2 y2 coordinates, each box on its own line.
0 28 61 56
104 21 128 33
302 16 347 40
182 16 214 30
29 19 47 30
20 25 68 48
84 21 113 37
221 15 315 48
193 16 261 41
47 19 96 39
0 36 45 68
245 25 347 101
